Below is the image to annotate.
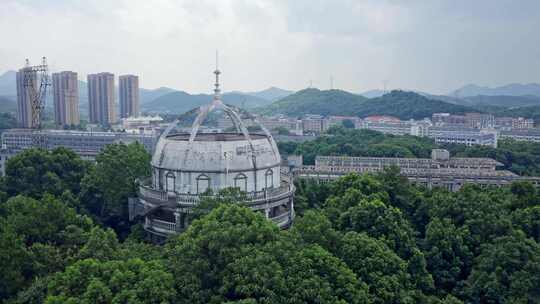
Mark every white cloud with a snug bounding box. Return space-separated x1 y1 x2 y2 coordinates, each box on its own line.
1 0 540 94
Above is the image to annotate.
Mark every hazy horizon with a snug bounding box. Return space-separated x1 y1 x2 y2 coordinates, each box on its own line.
1 0 540 95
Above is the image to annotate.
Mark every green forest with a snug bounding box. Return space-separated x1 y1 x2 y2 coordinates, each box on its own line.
1 131 539 303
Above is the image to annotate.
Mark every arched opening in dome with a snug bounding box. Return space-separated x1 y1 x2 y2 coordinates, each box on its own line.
265 169 274 189
196 174 210 194
234 173 248 192
165 171 175 193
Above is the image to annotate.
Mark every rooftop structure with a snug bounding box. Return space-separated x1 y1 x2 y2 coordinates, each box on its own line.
129 67 295 242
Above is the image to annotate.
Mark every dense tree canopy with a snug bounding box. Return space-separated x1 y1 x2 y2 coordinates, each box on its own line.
80 142 151 235
4 147 88 198
0 129 539 303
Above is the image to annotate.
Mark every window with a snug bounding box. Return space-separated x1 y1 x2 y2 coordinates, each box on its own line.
234 173 247 192
196 174 210 194
166 171 175 192
265 169 274 189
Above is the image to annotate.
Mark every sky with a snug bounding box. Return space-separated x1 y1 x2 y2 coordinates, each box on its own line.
1 0 540 94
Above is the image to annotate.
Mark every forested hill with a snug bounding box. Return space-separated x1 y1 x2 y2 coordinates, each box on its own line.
261 88 368 116
358 91 474 119
261 89 475 119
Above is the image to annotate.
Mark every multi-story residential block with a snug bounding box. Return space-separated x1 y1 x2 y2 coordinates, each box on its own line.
52 71 80 127
15 68 37 128
88 72 116 125
119 75 140 118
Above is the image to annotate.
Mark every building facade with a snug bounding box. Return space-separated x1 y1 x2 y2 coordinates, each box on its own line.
52 71 80 127
119 75 140 119
15 68 36 128
88 72 116 125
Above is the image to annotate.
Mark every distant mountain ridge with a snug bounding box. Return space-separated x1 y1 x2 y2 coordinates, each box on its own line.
142 91 271 113
451 83 540 97
262 89 475 120
246 87 293 101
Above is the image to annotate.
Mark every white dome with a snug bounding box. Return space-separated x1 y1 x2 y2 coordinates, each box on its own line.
151 132 281 172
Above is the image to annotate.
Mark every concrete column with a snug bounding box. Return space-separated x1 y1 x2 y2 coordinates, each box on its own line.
174 212 181 231
265 208 270 219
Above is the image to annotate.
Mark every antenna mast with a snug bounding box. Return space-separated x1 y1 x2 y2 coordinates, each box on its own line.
213 50 221 100
22 57 51 129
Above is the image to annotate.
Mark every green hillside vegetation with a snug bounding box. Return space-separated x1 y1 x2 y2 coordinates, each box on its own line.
0 95 16 113
490 105 540 126
1 140 539 303
262 89 475 119
463 95 540 107
262 88 368 116
143 91 271 113
357 91 473 119
0 112 17 130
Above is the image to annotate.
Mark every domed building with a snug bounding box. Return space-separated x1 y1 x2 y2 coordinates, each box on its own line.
129 68 295 241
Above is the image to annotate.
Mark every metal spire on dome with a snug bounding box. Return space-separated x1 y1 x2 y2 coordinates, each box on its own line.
214 50 221 100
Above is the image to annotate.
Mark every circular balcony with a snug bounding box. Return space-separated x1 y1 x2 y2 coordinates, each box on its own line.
137 173 295 209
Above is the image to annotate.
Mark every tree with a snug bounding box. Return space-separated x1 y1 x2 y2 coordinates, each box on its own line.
464 231 540 303
423 218 473 294
339 231 414 304
0 223 28 300
1 195 89 245
45 258 176 303
76 227 120 261
339 198 418 259
4 147 88 198
80 142 151 235
166 204 369 303
342 119 355 129
291 210 341 252
512 205 540 242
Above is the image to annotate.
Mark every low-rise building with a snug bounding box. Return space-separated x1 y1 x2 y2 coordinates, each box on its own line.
293 149 539 191
495 117 534 130
427 126 498 147
301 115 329 134
499 129 540 143
0 129 159 175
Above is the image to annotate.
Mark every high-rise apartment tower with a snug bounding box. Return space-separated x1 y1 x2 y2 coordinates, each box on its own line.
88 72 116 125
119 74 140 118
52 71 80 127
15 68 36 128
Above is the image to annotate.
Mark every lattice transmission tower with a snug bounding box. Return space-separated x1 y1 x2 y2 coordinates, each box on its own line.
22 57 51 129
